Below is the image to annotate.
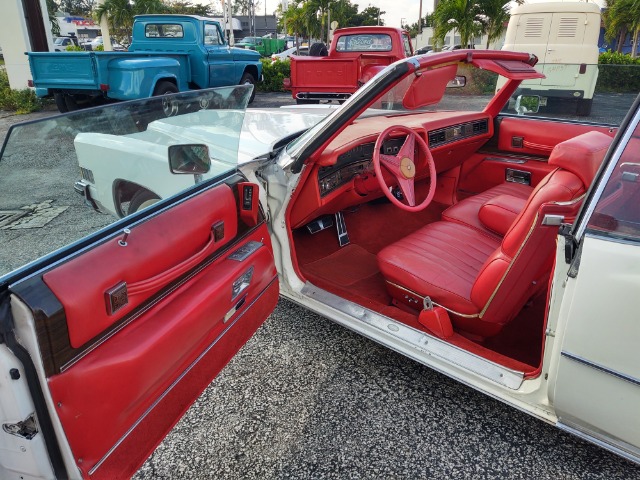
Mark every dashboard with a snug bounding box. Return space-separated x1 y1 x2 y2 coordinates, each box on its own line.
290 111 493 229
318 137 406 197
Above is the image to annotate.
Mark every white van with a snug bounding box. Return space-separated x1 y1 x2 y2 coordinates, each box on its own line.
500 2 601 116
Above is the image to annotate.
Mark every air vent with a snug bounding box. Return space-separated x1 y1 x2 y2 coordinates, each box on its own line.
557 17 578 38
428 118 489 148
524 18 544 38
472 119 488 133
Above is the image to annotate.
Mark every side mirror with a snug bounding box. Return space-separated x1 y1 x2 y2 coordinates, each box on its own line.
514 95 540 115
446 75 466 88
169 144 211 175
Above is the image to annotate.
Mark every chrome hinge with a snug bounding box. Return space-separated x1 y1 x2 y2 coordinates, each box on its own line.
3 413 38 440
545 328 556 337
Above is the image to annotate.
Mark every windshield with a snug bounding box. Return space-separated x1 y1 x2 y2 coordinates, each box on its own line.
0 86 251 278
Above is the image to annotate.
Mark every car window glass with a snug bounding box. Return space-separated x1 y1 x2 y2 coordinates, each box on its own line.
145 23 184 38
204 24 222 45
586 117 640 241
0 86 251 280
336 34 392 52
402 34 412 56
499 63 638 126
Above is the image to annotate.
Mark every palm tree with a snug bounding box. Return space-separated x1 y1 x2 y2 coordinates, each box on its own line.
605 0 640 56
477 0 511 48
432 0 483 49
94 0 166 42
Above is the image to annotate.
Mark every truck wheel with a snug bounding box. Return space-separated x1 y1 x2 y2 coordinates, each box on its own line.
240 73 257 103
54 94 69 113
576 98 593 116
128 189 161 214
154 81 179 116
153 81 178 96
309 43 328 56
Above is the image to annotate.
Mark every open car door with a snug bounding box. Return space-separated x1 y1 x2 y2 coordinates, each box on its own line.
550 95 640 461
0 86 278 479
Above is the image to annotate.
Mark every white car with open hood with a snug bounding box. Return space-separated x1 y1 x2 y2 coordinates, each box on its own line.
0 50 638 478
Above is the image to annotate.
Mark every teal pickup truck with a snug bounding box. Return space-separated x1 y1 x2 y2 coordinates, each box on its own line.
28 15 262 112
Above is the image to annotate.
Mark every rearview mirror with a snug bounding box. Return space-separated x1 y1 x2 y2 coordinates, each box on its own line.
514 95 540 115
446 76 466 88
169 144 211 175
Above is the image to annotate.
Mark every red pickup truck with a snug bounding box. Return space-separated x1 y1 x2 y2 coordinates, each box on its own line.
284 26 414 104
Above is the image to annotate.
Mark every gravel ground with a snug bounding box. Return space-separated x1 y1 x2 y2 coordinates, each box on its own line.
1 92 639 479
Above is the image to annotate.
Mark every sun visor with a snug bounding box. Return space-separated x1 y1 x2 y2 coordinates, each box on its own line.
471 59 545 80
403 64 458 109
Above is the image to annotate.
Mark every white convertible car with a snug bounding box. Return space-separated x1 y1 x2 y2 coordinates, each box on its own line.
0 51 638 478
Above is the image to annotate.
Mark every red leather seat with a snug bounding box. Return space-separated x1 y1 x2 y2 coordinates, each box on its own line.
378 131 612 338
443 182 532 237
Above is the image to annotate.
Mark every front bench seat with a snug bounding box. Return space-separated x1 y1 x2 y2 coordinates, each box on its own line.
377 131 612 338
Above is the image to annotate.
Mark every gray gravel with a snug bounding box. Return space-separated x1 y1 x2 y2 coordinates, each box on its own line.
134 299 640 479
1 92 639 478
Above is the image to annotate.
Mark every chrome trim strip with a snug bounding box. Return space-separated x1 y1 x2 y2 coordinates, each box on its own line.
557 420 640 465
484 156 527 164
300 283 524 389
561 351 640 387
88 276 278 476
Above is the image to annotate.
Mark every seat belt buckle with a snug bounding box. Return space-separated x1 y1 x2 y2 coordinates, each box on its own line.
423 296 434 311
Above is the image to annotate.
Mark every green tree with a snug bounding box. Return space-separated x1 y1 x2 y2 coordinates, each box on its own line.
56 0 96 16
233 0 262 16
358 5 385 26
166 1 217 16
605 0 640 56
432 0 482 48
94 0 167 42
46 0 61 36
477 0 511 48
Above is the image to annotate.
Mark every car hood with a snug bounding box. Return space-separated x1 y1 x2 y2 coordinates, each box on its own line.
231 46 261 61
237 106 336 163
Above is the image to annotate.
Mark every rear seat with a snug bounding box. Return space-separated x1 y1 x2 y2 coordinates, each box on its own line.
442 182 533 237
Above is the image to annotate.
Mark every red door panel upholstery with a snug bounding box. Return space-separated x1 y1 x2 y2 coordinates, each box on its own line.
497 116 616 156
457 152 552 197
43 186 238 348
39 182 278 478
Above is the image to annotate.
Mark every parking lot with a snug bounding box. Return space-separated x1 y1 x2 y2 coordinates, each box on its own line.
1 92 639 479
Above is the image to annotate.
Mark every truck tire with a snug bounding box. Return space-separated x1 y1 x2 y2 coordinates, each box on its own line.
309 42 328 56
54 94 69 113
153 81 179 96
154 81 179 116
240 72 257 104
576 98 593 116
128 189 161 214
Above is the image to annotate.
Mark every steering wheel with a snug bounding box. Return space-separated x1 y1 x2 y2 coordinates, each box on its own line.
372 125 437 212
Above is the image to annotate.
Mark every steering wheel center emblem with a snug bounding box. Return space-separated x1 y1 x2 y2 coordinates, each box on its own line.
400 157 416 179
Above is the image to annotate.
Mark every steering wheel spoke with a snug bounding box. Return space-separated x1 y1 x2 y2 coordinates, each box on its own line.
372 125 436 212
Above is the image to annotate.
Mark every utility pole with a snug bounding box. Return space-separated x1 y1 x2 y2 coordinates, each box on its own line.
418 0 422 34
226 0 235 45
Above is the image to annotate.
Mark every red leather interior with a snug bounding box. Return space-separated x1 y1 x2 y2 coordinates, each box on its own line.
457 152 555 194
478 195 528 236
44 185 238 348
443 182 532 236
497 116 616 156
378 131 613 337
48 222 277 477
547 130 613 187
377 221 500 315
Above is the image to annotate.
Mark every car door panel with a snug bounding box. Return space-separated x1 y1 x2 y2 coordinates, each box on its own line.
458 151 554 194
458 116 617 194
43 183 238 349
496 116 616 156
9 179 278 479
